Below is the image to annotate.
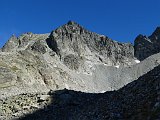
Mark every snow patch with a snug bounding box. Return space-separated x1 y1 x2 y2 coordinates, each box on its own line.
103 63 108 66
65 84 69 89
115 65 120 68
100 90 106 93
135 60 140 63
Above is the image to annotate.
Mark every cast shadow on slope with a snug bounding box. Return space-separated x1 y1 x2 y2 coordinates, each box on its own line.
18 65 160 120
18 89 110 120
46 36 61 59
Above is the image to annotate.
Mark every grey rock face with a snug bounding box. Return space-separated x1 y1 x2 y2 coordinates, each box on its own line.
2 32 49 52
47 21 134 66
134 27 160 61
1 35 19 52
0 67 17 89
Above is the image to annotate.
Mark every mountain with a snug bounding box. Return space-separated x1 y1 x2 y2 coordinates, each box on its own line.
0 21 138 99
0 21 160 119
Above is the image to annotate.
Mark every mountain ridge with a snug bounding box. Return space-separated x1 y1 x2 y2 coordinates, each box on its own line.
0 21 160 119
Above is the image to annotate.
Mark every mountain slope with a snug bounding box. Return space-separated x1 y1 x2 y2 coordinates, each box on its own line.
1 64 160 120
0 21 160 99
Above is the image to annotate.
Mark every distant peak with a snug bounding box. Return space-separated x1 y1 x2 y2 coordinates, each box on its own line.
134 34 151 45
136 34 144 38
150 27 160 37
66 21 84 29
67 20 78 25
147 26 160 41
51 21 86 36
155 26 160 31
153 27 160 35
135 34 147 40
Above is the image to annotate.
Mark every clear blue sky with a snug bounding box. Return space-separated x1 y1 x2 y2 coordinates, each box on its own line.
0 0 160 47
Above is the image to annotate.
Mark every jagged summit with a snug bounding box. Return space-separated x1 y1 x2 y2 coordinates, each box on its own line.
134 26 160 60
47 21 135 67
150 26 160 38
52 20 91 37
67 20 79 25
2 21 160 62
66 20 86 29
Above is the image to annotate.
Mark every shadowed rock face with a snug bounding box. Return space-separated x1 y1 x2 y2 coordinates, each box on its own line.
31 40 48 54
134 27 160 61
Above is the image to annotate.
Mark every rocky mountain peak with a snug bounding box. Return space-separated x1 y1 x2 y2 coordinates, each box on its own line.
46 21 135 67
67 20 79 25
134 34 151 45
134 27 160 61
135 34 148 40
150 27 160 38
52 21 87 37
